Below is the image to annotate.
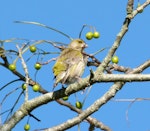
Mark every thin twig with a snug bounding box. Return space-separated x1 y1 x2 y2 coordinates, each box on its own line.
14 21 73 40
0 79 21 91
16 45 30 101
5 91 23 123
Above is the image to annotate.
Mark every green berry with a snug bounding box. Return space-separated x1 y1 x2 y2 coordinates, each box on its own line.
34 63 41 70
24 124 30 131
8 64 16 71
62 96 69 101
93 31 100 38
32 84 40 92
86 32 93 40
22 83 27 90
111 56 119 64
75 101 82 109
29 45 36 53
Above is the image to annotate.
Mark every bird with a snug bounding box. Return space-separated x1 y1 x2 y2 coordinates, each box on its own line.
52 39 88 88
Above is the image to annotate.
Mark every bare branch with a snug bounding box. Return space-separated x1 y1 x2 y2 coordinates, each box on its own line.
56 99 112 131
131 0 150 18
95 74 150 82
126 0 134 14
16 45 30 101
0 92 54 130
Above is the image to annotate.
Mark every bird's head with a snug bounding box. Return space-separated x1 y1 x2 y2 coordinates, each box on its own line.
68 39 87 51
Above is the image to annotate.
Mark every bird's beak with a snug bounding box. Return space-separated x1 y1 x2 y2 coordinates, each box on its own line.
84 43 88 48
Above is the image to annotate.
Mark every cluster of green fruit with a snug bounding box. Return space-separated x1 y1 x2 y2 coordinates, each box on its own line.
85 31 100 40
9 63 41 71
22 83 40 92
29 45 42 70
8 45 41 93
8 45 41 71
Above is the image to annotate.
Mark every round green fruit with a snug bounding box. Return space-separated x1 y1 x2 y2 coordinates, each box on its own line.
86 32 93 40
24 124 30 131
62 96 69 101
8 64 16 71
75 101 82 109
34 63 41 70
93 31 100 38
29 45 36 53
22 83 27 90
111 56 119 64
32 84 40 92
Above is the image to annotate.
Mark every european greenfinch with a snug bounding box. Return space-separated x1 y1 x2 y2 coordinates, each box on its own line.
53 39 88 87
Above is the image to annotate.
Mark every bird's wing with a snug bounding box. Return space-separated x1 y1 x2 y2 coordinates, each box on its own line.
60 49 85 84
62 48 83 65
53 48 83 78
53 47 86 86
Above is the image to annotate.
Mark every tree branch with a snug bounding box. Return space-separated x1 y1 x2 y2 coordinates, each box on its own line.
0 92 54 130
45 59 150 131
1 1 150 130
95 74 150 82
56 99 112 131
126 0 134 14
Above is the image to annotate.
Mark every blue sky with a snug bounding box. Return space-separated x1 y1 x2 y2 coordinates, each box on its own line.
0 0 150 131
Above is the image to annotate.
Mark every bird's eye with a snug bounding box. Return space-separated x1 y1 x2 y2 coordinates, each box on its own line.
78 40 83 43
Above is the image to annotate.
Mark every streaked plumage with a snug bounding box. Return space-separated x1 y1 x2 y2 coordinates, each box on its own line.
53 39 87 87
